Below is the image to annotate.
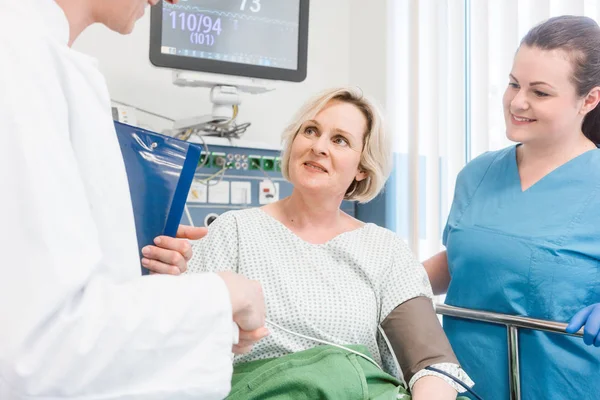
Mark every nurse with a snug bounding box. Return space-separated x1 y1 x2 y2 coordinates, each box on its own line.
424 15 600 399
0 0 266 399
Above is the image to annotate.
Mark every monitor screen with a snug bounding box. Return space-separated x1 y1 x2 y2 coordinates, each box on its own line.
150 0 309 82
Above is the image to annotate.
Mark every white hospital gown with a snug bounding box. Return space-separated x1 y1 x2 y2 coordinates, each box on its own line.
188 208 470 390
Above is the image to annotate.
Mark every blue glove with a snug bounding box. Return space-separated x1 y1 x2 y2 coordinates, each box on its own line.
566 304 600 347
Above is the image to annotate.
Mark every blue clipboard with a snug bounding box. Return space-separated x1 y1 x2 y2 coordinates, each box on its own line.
114 122 201 274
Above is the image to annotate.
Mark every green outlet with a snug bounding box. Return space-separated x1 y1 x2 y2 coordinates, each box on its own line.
212 154 227 168
262 158 275 171
249 157 261 170
198 153 209 167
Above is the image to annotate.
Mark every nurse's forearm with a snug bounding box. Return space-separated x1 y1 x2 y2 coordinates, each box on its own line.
422 251 450 295
411 376 458 400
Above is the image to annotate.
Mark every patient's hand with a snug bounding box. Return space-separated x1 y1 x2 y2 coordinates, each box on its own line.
142 225 208 275
217 271 269 354
233 327 270 354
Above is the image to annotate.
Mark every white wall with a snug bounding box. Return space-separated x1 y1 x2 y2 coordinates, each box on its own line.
348 0 389 111
73 1 351 145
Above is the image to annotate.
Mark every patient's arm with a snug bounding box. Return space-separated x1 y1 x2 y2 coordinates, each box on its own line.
412 376 459 399
381 296 457 379
144 213 240 275
381 296 470 398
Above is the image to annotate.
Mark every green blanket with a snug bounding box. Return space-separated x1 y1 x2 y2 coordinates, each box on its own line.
226 345 469 400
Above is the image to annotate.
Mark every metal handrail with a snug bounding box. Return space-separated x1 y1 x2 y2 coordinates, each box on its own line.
435 304 584 337
435 304 584 400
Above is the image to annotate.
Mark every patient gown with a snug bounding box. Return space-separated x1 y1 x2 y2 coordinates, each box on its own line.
187 207 470 392
443 145 600 399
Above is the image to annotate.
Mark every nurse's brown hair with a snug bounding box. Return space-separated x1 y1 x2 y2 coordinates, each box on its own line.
521 15 600 144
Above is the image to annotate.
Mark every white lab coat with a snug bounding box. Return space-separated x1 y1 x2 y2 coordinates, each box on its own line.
0 1 235 398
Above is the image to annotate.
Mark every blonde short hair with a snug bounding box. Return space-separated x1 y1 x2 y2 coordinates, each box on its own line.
280 87 392 203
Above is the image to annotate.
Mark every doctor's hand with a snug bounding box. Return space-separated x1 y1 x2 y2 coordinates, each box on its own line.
141 225 208 275
566 304 600 347
217 271 268 353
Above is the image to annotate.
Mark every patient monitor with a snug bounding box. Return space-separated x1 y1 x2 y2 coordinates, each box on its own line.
149 0 310 127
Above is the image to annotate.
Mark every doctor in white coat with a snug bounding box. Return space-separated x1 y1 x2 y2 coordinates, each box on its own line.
0 0 268 399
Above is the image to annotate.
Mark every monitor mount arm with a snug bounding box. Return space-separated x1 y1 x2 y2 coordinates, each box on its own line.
171 70 275 129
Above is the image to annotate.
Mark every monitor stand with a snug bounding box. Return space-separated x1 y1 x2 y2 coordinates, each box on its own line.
171 70 275 127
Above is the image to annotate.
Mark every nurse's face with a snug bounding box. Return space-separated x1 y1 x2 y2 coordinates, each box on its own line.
287 100 368 199
502 45 585 146
95 0 178 34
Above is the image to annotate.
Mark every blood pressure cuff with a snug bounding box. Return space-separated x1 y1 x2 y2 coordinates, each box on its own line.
114 121 201 274
381 296 460 383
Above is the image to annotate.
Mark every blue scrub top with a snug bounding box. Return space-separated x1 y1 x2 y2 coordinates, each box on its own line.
443 145 600 399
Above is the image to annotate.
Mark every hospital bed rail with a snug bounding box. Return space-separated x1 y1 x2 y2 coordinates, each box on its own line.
435 304 584 400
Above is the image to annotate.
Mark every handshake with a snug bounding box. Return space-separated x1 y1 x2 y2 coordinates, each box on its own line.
217 271 270 355
142 227 269 355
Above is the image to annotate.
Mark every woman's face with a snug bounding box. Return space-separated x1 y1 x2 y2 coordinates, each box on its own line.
503 45 585 146
288 100 368 199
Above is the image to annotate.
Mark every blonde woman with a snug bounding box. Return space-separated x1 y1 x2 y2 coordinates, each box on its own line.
148 88 472 399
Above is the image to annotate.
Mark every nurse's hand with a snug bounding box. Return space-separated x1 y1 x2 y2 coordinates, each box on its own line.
141 225 208 275
566 304 600 347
